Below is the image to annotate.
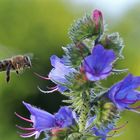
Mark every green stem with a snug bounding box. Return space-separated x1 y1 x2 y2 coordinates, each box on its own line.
79 91 89 132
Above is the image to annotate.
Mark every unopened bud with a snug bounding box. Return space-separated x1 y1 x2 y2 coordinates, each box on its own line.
92 9 103 33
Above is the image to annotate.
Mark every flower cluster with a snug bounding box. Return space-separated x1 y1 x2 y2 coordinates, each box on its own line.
15 9 140 140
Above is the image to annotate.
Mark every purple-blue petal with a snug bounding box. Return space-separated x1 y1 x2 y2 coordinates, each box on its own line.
54 107 75 128
50 55 62 67
108 74 140 110
83 44 116 81
57 85 68 92
86 117 113 140
49 55 76 91
23 102 55 131
92 123 114 140
92 124 114 140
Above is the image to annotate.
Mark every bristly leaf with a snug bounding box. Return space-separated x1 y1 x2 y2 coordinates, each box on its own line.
101 32 124 58
68 14 103 43
62 42 90 68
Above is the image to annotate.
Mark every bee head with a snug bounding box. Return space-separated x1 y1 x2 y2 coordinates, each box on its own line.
24 56 32 68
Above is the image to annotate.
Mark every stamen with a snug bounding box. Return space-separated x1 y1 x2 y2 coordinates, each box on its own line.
112 69 128 73
18 131 37 138
113 121 128 130
38 86 58 93
16 125 35 131
15 112 33 123
126 108 140 114
106 131 117 138
128 106 140 109
112 131 124 137
34 72 50 80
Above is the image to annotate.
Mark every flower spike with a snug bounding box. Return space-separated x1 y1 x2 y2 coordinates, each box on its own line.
15 9 140 140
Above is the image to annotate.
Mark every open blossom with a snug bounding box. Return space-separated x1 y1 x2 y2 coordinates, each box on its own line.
48 55 76 92
15 102 76 139
37 55 76 93
83 44 116 81
108 74 140 111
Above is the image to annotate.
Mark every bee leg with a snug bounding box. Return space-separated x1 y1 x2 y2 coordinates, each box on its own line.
16 70 19 74
6 64 11 82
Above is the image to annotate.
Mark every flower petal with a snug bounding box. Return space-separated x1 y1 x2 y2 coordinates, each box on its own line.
92 123 114 140
23 102 55 131
55 107 76 128
48 55 76 92
83 44 115 81
108 74 140 110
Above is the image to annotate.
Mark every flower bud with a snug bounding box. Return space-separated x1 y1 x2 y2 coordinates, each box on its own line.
92 9 103 33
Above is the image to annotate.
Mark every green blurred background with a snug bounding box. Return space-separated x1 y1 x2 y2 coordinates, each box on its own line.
0 0 140 139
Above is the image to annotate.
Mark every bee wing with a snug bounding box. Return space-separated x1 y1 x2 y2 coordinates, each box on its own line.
24 53 34 59
0 44 18 60
0 44 34 59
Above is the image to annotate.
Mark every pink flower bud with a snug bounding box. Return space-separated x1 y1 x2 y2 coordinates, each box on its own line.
92 9 103 32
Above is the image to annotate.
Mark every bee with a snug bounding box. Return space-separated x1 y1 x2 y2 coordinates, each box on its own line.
0 55 32 82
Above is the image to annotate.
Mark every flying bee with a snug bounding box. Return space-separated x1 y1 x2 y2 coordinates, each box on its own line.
0 55 32 82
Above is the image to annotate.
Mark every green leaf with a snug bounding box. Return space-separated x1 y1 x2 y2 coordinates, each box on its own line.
62 42 90 67
101 32 124 58
69 14 103 42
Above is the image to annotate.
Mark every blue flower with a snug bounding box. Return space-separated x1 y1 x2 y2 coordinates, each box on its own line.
48 55 76 92
86 117 114 140
15 102 76 139
93 123 114 140
36 55 76 93
54 106 76 128
83 44 116 81
108 74 140 111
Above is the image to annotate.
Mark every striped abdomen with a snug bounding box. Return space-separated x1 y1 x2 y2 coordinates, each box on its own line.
0 60 12 72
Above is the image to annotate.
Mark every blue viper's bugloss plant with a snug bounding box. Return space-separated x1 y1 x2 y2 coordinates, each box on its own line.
15 9 140 140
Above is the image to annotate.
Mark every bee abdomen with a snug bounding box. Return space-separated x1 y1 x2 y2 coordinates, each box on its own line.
0 60 11 72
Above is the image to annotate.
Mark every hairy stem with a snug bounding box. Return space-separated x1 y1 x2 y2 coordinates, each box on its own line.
79 91 90 132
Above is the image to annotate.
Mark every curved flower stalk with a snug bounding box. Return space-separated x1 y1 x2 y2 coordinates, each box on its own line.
15 102 77 139
15 9 140 140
